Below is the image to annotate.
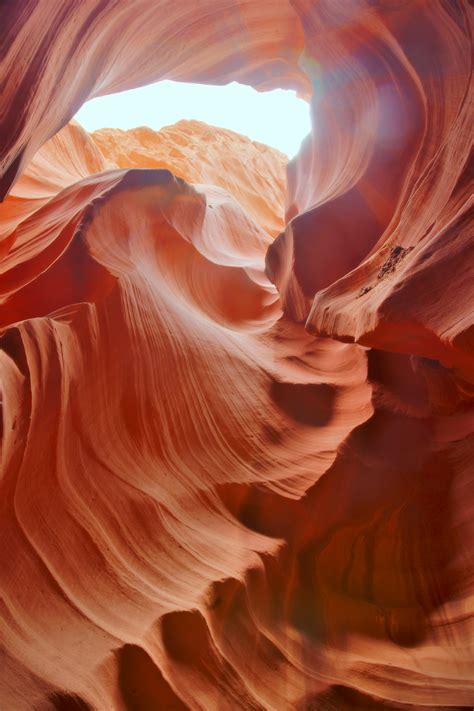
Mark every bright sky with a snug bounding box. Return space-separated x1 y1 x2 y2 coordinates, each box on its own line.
74 80 310 158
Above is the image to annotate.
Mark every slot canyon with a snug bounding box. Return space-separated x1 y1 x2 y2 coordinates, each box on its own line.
0 1 473 709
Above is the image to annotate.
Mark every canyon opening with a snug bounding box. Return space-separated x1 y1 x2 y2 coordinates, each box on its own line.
74 80 311 158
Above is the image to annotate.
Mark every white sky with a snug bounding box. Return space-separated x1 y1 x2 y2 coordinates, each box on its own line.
74 80 310 158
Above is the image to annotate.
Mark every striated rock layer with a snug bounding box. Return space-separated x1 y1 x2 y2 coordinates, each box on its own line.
92 121 288 238
0 1 473 710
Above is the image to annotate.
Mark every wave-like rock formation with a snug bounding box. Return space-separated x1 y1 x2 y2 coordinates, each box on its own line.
0 1 473 709
92 121 287 238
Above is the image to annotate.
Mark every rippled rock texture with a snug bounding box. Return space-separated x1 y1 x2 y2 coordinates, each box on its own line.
0 1 473 709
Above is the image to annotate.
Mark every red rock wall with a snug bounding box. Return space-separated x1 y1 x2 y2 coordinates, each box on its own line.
0 1 472 709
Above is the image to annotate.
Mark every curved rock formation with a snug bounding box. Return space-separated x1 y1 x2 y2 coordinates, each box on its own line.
0 1 473 709
92 121 288 237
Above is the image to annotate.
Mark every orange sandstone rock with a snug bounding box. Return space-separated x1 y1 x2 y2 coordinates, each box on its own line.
0 1 473 709
92 120 288 237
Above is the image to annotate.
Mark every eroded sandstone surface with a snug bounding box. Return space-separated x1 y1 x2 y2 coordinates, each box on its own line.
0 1 472 709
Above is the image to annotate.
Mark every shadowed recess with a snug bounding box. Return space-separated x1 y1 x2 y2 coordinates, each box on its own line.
48 693 93 711
117 645 188 711
270 381 336 426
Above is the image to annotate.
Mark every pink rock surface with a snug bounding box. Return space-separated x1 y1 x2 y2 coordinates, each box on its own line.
0 1 472 709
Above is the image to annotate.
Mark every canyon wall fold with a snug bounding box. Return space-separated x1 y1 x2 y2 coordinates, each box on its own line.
0 1 473 709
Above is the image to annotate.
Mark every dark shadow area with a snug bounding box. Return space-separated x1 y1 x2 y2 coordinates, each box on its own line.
0 327 28 376
298 684 471 710
218 481 301 539
48 693 93 711
117 644 188 711
270 380 336 426
161 609 264 709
